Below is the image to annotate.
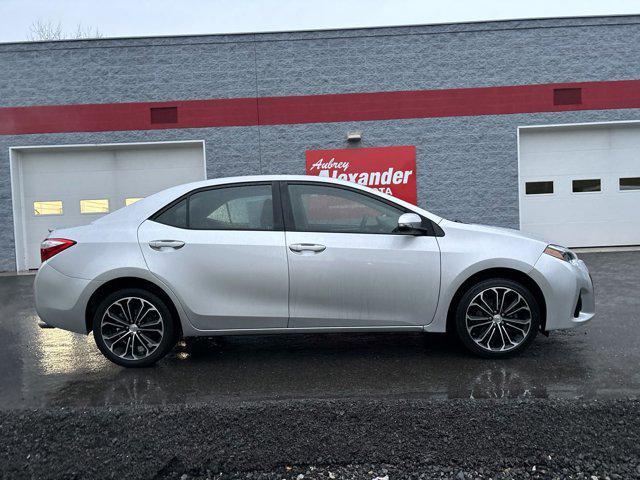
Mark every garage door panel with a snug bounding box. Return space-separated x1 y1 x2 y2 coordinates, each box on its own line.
114 149 204 170
522 129 611 155
520 219 640 248
111 168 204 192
522 151 622 176
520 124 640 248
525 189 638 219
610 127 640 148
20 151 113 174
24 171 119 198
13 142 205 270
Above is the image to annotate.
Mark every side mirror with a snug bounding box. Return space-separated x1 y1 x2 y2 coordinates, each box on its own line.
397 213 423 232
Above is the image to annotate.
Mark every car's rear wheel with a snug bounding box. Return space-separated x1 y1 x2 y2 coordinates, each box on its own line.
455 278 540 358
93 288 177 367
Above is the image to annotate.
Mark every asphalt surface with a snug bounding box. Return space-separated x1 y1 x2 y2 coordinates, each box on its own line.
1 398 639 479
1 251 639 479
0 252 639 409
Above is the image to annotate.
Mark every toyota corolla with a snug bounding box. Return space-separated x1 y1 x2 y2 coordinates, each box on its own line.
34 175 595 367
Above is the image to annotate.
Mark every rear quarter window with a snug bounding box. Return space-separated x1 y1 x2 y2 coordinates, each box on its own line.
153 198 187 228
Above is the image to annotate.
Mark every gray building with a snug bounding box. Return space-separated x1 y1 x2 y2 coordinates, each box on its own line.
1 15 640 270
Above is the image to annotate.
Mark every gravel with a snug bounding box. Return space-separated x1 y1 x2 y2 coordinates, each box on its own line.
1 398 639 479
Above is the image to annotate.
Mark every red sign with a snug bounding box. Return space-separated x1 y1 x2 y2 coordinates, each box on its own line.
305 146 417 204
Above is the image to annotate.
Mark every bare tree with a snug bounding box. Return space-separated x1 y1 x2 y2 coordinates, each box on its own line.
28 20 64 41
28 20 102 41
73 23 103 39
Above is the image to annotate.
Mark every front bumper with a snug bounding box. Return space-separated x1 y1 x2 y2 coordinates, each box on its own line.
529 252 595 331
34 262 101 334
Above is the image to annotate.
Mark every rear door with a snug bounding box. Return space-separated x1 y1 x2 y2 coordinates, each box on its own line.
282 181 441 328
138 182 289 331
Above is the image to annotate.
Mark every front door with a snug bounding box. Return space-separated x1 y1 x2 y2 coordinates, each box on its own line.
282 182 441 328
138 182 289 331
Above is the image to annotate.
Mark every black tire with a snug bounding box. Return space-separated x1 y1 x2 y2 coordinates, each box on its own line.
93 288 178 367
454 278 540 358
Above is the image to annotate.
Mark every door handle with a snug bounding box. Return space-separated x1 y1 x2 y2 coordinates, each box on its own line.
149 240 185 250
289 243 326 253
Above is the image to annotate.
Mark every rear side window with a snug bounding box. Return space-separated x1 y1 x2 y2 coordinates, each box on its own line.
153 184 274 231
189 185 273 230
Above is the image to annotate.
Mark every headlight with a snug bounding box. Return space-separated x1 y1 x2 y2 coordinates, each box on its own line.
543 244 578 263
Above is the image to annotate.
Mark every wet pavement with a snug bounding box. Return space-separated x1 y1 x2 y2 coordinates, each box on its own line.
1 251 639 409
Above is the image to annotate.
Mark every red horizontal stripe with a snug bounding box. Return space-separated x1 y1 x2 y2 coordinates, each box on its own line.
1 80 639 135
0 98 258 135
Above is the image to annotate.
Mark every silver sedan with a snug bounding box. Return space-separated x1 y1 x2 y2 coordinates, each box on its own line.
34 175 595 367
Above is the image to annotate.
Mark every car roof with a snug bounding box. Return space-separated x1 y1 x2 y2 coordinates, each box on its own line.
93 175 442 225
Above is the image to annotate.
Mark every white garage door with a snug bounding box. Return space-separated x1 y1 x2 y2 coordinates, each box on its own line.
11 141 206 270
519 123 640 248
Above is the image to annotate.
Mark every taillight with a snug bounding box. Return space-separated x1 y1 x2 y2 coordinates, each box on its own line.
40 238 76 262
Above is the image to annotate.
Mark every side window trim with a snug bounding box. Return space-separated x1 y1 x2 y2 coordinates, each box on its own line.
280 181 438 236
150 181 284 232
277 180 296 232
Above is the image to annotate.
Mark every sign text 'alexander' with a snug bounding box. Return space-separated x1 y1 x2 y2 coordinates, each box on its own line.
305 146 417 204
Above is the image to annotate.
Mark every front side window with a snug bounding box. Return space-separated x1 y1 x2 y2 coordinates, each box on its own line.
153 184 274 231
288 184 404 234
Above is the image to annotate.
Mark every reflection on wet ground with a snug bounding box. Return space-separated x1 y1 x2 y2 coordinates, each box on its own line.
1 252 638 409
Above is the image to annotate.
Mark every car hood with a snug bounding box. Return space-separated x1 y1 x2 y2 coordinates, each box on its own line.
439 219 551 246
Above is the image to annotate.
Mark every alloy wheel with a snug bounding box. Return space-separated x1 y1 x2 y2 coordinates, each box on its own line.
100 297 164 361
465 287 532 352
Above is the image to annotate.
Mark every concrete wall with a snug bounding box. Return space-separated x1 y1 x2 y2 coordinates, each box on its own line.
2 16 640 105
1 16 640 269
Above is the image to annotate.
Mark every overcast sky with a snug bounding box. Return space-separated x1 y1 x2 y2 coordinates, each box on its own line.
1 0 639 42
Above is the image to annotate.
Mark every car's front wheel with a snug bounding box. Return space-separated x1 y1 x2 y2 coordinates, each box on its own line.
455 278 540 358
93 288 177 367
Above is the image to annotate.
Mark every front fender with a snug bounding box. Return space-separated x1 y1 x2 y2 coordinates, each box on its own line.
426 256 536 331
425 221 545 332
